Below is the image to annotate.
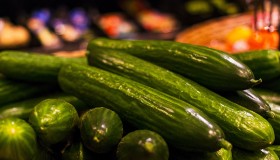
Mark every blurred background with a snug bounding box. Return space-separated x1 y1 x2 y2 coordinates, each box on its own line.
0 0 269 54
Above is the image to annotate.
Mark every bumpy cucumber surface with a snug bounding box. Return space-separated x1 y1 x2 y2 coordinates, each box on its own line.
0 50 87 83
233 49 280 81
0 78 57 106
80 107 123 153
58 64 231 152
87 38 261 91
116 130 169 160
29 99 79 145
86 48 274 150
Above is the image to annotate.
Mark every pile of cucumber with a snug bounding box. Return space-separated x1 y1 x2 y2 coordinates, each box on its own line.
1 38 280 159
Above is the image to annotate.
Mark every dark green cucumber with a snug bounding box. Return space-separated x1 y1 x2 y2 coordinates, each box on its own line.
232 147 279 160
220 88 274 118
0 117 38 160
116 130 169 160
169 148 232 160
0 92 89 120
87 38 261 91
265 102 280 144
86 48 274 150
58 64 232 152
80 107 123 153
0 78 57 106
233 49 280 81
255 89 280 105
0 50 87 83
29 99 79 145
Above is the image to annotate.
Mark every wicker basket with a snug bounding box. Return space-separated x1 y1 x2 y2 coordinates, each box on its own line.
175 13 252 47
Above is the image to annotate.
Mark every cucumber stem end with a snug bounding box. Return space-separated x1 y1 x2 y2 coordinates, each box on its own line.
219 139 232 151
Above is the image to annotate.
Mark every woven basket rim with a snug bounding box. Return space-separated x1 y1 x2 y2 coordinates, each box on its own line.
175 12 252 45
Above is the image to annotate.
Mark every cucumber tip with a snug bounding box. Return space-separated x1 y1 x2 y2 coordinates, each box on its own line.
250 78 262 86
267 111 276 119
219 139 232 151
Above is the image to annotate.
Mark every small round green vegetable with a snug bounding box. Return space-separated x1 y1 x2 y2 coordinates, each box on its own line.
117 130 169 160
29 99 79 145
80 107 123 153
0 117 37 160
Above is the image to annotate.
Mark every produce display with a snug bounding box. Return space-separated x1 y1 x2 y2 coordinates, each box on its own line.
1 38 280 159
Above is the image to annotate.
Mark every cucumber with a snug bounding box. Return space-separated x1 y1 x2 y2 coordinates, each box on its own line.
0 117 37 160
268 145 280 158
265 102 280 144
233 49 280 81
61 135 117 160
255 89 280 105
86 48 274 150
232 49 280 82
87 38 261 91
58 64 232 152
116 130 169 160
61 139 95 160
220 89 273 118
0 50 87 83
169 148 232 160
29 99 79 145
80 107 123 153
0 78 57 106
232 147 279 160
0 92 89 120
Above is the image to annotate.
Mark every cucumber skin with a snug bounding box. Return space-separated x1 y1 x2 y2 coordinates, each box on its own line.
255 89 280 105
0 78 57 106
0 92 89 120
87 38 260 91
0 50 87 83
0 117 38 160
232 147 279 160
169 148 232 160
266 102 280 144
233 49 280 81
86 48 274 150
80 107 123 153
116 130 169 160
220 89 272 118
58 64 228 152
29 99 79 145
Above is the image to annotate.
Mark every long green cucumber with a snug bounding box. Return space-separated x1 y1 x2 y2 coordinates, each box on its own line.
219 89 273 118
0 78 57 106
0 92 89 120
86 48 274 150
87 38 261 91
233 49 280 81
58 64 232 152
0 50 87 83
